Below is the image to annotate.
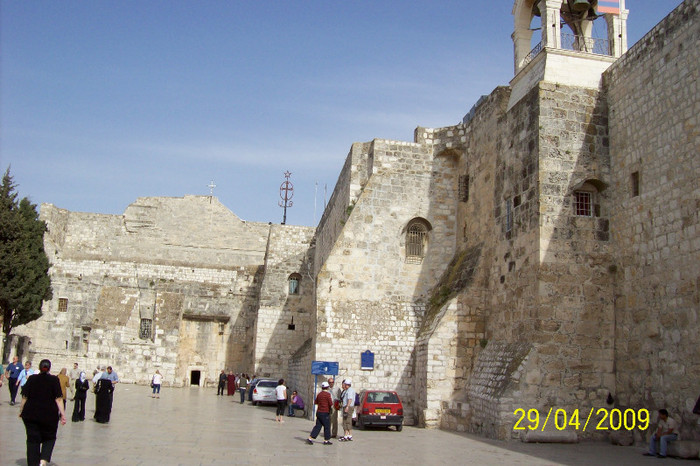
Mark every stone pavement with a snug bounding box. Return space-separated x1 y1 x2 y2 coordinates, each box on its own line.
0 384 661 465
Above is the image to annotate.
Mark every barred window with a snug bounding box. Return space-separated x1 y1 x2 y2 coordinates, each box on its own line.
140 318 153 340
574 191 593 217
58 298 68 312
406 220 429 264
288 273 301 295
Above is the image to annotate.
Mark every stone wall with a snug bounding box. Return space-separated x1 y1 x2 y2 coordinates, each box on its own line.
313 137 459 422
314 142 371 278
532 80 615 414
605 0 700 439
411 66 617 439
254 224 316 377
18 196 312 387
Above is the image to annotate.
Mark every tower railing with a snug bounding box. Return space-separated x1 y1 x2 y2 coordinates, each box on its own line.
522 34 611 68
560 33 611 55
523 40 544 67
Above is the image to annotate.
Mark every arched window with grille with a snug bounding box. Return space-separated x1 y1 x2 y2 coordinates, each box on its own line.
405 218 431 264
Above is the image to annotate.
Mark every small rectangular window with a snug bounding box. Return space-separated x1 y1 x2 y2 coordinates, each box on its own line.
58 298 68 312
458 175 470 202
505 199 513 232
574 191 593 217
631 171 640 197
140 318 153 340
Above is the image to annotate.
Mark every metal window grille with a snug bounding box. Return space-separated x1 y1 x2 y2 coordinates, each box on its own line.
139 318 153 340
406 223 427 264
289 278 299 295
458 175 470 202
574 191 593 217
58 298 68 312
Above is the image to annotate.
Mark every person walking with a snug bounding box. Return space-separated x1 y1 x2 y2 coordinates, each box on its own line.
91 366 105 386
68 363 80 399
226 371 236 396
238 373 248 404
71 372 89 422
18 359 67 466
57 368 71 410
306 381 333 445
5 356 23 405
17 361 36 394
328 377 340 438
151 370 162 398
69 362 80 382
275 379 287 423
93 373 114 423
217 370 227 396
339 378 356 442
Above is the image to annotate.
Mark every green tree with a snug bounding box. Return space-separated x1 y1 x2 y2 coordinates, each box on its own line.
0 167 52 360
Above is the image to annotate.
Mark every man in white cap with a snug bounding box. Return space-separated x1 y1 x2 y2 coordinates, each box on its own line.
339 378 356 441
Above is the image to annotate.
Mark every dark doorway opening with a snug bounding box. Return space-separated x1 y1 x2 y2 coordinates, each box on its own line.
190 370 201 386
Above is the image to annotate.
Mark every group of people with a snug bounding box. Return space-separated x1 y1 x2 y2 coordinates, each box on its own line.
3 357 119 466
307 377 355 445
217 370 252 403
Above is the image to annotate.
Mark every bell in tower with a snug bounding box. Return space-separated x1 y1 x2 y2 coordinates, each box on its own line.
509 0 629 109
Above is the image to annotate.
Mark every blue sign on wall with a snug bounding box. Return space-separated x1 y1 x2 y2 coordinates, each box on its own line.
311 361 339 375
361 350 374 370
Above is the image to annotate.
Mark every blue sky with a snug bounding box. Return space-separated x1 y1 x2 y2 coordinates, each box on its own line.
1 1 683 227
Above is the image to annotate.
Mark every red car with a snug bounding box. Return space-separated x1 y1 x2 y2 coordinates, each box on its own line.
356 390 404 431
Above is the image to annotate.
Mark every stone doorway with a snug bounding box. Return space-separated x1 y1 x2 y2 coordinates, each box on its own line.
190 370 201 386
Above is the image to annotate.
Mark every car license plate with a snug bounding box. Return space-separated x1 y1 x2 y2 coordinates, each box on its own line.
380 415 387 419
375 408 391 414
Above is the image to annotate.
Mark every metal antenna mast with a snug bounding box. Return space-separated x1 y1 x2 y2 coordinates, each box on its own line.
279 171 294 225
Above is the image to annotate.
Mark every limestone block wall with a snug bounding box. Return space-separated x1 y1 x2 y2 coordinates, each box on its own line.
605 0 700 438
254 224 316 377
314 142 371 278
462 342 532 439
287 338 315 419
533 81 615 415
413 74 616 439
412 89 509 428
18 197 286 386
44 196 270 266
313 137 459 422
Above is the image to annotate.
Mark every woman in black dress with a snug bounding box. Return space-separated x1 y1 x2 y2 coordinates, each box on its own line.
72 371 89 422
93 375 113 423
19 359 67 466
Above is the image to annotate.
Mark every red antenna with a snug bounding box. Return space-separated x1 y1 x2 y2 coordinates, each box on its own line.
279 171 294 225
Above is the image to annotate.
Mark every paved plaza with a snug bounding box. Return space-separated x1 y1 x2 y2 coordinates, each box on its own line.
0 383 661 465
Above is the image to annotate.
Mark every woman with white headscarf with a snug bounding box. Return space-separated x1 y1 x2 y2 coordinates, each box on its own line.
72 371 89 422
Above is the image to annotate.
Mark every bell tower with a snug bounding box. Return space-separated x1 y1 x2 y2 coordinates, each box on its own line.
509 0 628 108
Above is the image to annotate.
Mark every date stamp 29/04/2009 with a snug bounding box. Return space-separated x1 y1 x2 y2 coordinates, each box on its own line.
513 408 650 432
